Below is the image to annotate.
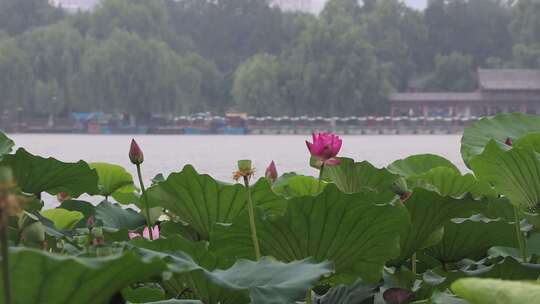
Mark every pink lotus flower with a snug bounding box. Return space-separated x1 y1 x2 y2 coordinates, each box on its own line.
129 139 144 165
129 225 159 240
306 132 342 165
265 161 278 183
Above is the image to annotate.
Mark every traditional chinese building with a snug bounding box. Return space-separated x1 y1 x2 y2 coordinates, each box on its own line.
389 69 540 117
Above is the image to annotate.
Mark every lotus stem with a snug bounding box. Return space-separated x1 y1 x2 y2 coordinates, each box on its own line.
317 164 325 193
306 289 312 304
411 253 417 274
243 176 261 260
0 211 11 304
136 164 154 240
513 206 527 262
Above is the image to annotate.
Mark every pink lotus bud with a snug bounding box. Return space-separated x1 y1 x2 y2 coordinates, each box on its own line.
265 161 278 183
505 137 513 146
128 225 159 240
305 132 342 166
383 288 414 304
129 139 144 165
56 192 72 203
86 215 95 227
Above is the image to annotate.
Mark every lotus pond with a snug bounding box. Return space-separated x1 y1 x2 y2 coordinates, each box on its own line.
1 113 540 304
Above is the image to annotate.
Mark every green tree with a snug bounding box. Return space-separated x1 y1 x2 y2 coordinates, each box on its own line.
0 0 64 35
233 54 285 115
426 52 476 92
0 37 32 113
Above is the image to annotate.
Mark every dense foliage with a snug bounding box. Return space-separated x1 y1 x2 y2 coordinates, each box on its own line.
1 0 540 117
1 112 540 303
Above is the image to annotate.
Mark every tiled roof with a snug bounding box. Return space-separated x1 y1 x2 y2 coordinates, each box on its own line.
389 92 483 103
478 69 540 91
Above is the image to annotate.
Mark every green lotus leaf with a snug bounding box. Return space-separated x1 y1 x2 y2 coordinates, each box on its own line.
396 188 483 264
425 215 518 263
323 158 399 194
131 237 333 304
95 200 146 230
388 154 460 177
461 112 540 166
452 278 540 304
0 131 14 158
210 184 409 283
41 208 84 230
470 140 540 209
122 286 165 303
130 235 248 304
514 132 540 152
314 280 378 304
408 167 495 198
90 162 135 197
0 247 167 304
272 173 322 198
146 165 286 239
0 148 98 197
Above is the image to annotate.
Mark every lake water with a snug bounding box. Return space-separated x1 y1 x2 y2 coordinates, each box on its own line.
10 134 466 182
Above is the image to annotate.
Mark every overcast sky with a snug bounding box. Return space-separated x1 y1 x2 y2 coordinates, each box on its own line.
313 0 427 12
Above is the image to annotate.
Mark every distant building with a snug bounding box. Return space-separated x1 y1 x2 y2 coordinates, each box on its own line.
49 0 99 12
389 69 540 117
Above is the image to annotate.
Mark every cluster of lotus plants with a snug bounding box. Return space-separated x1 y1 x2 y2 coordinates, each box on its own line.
1 112 540 304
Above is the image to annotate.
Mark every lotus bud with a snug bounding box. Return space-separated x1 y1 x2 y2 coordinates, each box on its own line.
391 178 411 201
383 287 414 304
129 139 144 165
505 137 513 146
93 227 104 245
86 215 95 227
56 192 71 203
265 161 278 183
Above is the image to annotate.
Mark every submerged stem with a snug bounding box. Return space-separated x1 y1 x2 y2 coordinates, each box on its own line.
243 176 261 260
136 164 154 240
513 206 527 262
0 213 11 304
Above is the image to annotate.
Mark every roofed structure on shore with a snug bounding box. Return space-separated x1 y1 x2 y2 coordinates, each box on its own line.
389 69 540 117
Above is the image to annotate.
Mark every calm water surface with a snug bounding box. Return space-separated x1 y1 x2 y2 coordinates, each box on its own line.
11 134 465 182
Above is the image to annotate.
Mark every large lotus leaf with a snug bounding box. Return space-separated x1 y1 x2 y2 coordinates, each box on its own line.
471 140 540 209
426 257 540 292
41 208 84 230
0 131 14 158
146 165 286 239
0 148 98 196
130 239 333 304
210 184 409 283
130 235 248 304
272 173 323 198
387 154 460 177
514 132 540 152
323 158 399 194
0 248 167 304
425 215 517 263
95 200 146 230
90 162 135 197
315 280 378 304
396 189 483 264
452 278 540 304
461 113 540 166
408 167 495 199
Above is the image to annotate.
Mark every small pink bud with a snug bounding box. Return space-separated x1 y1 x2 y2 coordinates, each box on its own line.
383 288 414 304
505 137 513 146
265 161 278 183
86 215 95 227
56 192 71 203
128 225 159 240
129 139 144 165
